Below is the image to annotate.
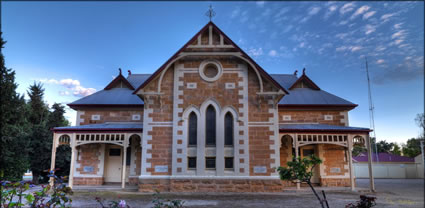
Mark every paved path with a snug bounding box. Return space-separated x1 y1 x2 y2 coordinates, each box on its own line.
68 179 424 207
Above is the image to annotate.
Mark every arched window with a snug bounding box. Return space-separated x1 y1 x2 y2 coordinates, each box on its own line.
205 105 216 146
224 112 234 146
188 112 197 146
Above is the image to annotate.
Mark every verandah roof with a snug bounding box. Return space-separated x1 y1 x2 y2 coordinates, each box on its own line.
53 123 143 133
279 124 371 134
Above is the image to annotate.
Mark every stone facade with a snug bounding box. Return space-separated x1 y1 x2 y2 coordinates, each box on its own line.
78 109 144 125
278 110 348 126
56 22 367 191
139 178 293 193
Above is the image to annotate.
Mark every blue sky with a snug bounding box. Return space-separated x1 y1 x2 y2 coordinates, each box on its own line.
2 1 424 144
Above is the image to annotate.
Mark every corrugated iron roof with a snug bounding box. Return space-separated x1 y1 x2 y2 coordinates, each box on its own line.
278 88 355 105
279 124 370 133
69 88 144 106
53 122 143 131
68 73 355 107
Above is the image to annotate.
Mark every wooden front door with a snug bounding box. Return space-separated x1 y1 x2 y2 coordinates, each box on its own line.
301 146 320 184
104 145 122 183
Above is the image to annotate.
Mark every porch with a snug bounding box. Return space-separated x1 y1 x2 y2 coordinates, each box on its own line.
279 124 375 191
50 123 143 189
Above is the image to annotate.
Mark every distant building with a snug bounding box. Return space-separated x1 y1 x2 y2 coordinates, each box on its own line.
50 21 372 192
354 152 423 179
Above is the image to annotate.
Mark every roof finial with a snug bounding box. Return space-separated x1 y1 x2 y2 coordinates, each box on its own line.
128 70 132 76
205 5 216 22
119 68 122 75
294 70 298 76
302 68 306 75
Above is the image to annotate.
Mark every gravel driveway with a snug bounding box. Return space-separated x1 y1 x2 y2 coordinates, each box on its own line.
70 179 424 208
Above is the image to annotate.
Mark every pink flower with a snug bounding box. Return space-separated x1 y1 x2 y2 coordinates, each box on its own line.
118 200 126 208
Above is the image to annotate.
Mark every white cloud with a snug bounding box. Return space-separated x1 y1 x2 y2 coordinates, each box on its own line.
339 2 355 15
309 7 321 15
40 78 96 97
59 78 81 89
394 23 404 29
268 50 278 57
351 46 362 52
394 39 404 45
231 7 241 18
376 59 385 64
339 20 349 25
324 5 338 19
335 45 362 52
73 86 96 97
256 1 265 7
350 5 370 20
364 24 376 35
275 7 289 18
336 46 347 52
247 48 263 57
59 91 70 96
375 46 386 52
381 13 396 22
299 42 305 48
391 30 406 39
363 11 376 20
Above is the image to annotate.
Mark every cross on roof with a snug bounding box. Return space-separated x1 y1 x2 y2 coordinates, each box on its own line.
205 5 216 22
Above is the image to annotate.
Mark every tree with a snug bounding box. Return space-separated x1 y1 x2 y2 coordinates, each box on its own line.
27 83 51 184
352 145 367 156
278 156 328 208
0 32 30 180
402 138 423 158
48 103 71 177
375 140 394 153
415 113 424 139
391 143 402 156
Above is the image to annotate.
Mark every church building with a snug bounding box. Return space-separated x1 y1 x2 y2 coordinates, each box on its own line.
50 21 373 192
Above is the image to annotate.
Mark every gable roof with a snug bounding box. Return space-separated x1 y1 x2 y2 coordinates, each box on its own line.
133 21 287 94
353 152 414 163
268 74 356 108
289 72 321 90
104 69 135 90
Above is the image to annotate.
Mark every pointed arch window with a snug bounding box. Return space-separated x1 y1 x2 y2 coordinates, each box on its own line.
224 112 234 146
206 105 216 146
188 112 197 146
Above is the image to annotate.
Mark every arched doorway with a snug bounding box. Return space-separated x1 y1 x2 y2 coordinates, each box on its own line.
55 135 72 180
280 135 294 167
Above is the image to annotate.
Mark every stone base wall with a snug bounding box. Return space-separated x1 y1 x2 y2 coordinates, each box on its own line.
128 177 139 186
320 178 351 187
139 179 294 193
73 177 104 185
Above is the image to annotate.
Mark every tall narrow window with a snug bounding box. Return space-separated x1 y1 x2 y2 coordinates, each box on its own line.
224 112 234 146
188 112 197 146
206 105 216 146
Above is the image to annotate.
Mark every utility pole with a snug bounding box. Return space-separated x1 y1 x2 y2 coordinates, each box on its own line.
420 140 424 165
365 57 379 162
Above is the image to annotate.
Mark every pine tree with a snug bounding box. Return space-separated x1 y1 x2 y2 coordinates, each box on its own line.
0 32 30 180
27 83 51 184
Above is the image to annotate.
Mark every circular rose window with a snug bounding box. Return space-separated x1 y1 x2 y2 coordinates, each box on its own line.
199 60 223 82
